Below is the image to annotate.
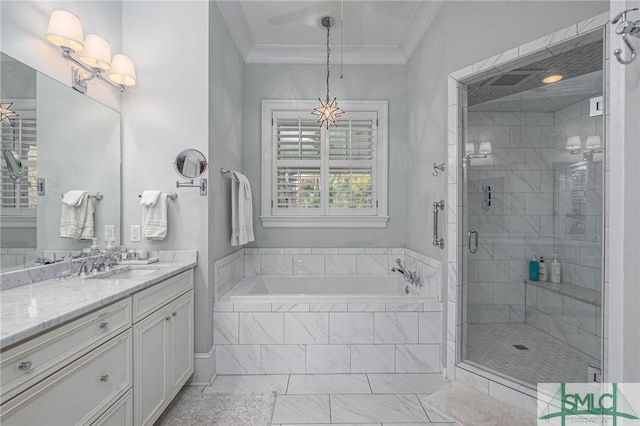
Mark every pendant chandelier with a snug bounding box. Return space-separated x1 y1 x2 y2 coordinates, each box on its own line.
312 16 343 129
0 103 18 127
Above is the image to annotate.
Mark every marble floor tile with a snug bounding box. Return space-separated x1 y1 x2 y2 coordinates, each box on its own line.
330 394 429 423
287 374 372 395
272 394 331 424
204 374 289 394
367 373 449 394
273 424 380 426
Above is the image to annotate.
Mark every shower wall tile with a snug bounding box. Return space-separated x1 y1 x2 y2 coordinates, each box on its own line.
244 254 260 277
478 304 510 323
495 112 523 126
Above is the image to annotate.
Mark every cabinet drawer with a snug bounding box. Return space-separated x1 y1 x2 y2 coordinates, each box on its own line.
0 298 131 403
132 270 193 322
92 388 132 426
0 329 132 426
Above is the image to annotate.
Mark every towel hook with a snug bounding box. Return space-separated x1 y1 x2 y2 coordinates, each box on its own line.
432 163 446 177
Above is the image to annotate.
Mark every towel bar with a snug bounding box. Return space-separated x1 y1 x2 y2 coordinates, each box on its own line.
60 192 103 201
137 192 177 200
220 168 240 182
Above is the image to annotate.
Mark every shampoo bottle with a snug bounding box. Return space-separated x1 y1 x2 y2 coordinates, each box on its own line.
539 256 548 281
551 254 561 283
529 255 539 281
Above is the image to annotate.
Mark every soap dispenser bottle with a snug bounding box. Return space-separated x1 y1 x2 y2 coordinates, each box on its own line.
539 256 548 281
551 254 561 283
529 255 539 281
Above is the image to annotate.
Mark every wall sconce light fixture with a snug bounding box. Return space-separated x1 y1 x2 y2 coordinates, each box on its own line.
466 141 492 159
566 135 602 161
46 9 136 94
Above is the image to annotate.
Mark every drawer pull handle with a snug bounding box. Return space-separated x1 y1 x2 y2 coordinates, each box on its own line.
165 316 171 321
18 361 32 371
99 322 109 329
172 312 177 316
100 375 109 382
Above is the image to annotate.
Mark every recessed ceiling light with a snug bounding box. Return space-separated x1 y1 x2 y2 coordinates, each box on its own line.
542 74 563 84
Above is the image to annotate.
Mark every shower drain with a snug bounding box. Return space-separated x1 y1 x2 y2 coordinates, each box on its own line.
513 344 529 350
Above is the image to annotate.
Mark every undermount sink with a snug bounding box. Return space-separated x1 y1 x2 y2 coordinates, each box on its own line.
87 266 161 280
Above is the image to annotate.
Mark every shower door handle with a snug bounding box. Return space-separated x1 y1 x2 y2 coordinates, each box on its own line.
433 200 445 249
467 229 478 254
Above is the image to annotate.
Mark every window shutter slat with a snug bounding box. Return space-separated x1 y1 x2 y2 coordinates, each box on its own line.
1 116 38 210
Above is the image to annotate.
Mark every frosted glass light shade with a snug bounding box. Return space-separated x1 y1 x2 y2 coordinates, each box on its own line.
465 143 475 155
566 136 582 150
46 9 84 51
478 141 492 154
585 135 601 149
108 54 136 87
79 34 111 70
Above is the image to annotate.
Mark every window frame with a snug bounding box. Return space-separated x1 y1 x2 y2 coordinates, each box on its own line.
261 100 388 228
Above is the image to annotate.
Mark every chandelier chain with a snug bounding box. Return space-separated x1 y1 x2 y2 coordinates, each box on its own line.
326 24 330 101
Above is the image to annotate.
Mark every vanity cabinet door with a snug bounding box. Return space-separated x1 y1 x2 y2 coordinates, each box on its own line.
169 290 194 398
133 307 170 426
92 389 133 426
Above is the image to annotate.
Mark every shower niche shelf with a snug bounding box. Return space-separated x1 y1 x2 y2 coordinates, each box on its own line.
524 279 600 307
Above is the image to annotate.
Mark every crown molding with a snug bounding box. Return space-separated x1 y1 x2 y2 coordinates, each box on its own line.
215 1 439 65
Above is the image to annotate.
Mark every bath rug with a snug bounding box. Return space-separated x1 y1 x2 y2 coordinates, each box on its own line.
420 381 536 426
155 389 276 426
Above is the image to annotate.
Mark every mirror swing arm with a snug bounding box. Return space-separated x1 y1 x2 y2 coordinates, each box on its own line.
176 178 207 196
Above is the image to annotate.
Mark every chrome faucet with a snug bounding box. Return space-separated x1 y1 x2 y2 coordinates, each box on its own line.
391 258 422 288
77 260 89 276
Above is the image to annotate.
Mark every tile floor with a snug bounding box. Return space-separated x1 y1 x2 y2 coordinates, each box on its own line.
193 373 458 425
466 322 600 384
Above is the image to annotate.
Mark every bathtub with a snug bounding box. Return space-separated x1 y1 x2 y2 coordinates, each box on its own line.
226 275 439 303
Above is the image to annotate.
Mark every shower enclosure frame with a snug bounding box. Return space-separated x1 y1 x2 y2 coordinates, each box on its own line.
445 13 610 411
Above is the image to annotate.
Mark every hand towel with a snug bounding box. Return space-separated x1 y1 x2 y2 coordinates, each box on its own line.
62 190 88 207
60 192 94 239
140 190 162 207
142 193 168 240
230 171 255 246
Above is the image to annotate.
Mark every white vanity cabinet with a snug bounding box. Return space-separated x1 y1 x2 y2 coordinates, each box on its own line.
0 264 195 426
133 270 194 426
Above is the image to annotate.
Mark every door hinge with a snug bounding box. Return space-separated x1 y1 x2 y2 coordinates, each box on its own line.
272 118 274 126
376 119 379 127
376 200 379 208
271 200 274 208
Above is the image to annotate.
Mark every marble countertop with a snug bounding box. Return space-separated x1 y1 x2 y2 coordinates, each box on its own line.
0 260 197 349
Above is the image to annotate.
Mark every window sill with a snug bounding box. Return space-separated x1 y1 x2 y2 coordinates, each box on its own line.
261 216 389 228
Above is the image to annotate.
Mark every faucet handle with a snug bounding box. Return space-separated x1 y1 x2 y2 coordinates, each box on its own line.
613 7 638 24
395 258 403 266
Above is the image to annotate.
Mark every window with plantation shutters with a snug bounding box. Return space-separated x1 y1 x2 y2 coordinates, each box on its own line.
262 100 388 228
1 106 37 226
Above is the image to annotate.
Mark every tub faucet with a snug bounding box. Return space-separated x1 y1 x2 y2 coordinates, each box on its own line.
391 258 422 288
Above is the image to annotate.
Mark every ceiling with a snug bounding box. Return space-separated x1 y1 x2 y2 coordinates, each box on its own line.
216 1 442 64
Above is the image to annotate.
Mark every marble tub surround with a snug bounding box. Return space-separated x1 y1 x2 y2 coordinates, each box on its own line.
213 298 442 375
0 249 197 291
213 247 442 302
0 254 197 348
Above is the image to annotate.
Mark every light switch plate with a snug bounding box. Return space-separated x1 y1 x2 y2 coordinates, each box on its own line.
104 225 115 242
130 225 141 242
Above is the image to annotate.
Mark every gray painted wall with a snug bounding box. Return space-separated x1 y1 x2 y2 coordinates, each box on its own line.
242 64 409 248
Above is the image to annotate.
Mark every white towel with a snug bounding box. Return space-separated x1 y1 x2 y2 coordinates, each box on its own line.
140 190 162 206
142 193 168 240
230 171 255 246
62 190 88 207
60 192 94 239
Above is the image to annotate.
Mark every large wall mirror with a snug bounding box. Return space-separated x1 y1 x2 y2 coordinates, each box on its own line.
0 52 121 271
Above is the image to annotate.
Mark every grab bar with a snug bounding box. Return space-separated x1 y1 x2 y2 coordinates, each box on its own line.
433 200 445 249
